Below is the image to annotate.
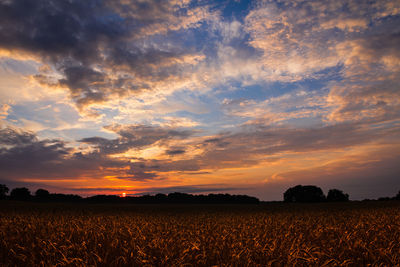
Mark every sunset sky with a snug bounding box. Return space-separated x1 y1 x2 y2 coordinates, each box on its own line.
0 0 399 200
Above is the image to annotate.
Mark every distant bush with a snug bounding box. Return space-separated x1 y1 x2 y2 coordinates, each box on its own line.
327 189 349 202
10 187 31 201
283 185 326 203
35 189 50 200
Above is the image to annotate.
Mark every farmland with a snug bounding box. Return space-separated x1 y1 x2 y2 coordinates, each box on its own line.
0 201 399 266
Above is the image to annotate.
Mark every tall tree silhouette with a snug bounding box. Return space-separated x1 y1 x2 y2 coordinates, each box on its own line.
0 184 9 199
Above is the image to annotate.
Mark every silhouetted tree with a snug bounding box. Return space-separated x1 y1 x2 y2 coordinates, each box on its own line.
284 185 326 203
396 190 400 200
10 187 31 201
0 184 9 199
327 189 349 202
35 189 50 201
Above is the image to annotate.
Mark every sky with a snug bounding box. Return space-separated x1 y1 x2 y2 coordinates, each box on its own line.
0 0 399 201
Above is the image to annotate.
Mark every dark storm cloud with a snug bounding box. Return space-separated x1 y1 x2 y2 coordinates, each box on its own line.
0 126 117 180
0 127 36 145
0 0 122 61
107 0 180 21
0 127 70 172
165 148 186 156
79 124 194 154
202 137 230 148
118 170 159 181
0 124 196 182
0 0 205 107
59 66 108 105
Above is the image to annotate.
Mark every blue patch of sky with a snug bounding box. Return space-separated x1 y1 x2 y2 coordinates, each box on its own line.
6 101 80 129
164 3 257 64
59 127 117 142
158 90 246 132
214 82 271 101
89 106 120 121
214 64 344 103
208 0 253 22
170 109 247 134
165 25 212 54
0 58 39 75
157 89 215 115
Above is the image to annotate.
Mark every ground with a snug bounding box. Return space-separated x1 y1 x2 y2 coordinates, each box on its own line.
0 201 399 266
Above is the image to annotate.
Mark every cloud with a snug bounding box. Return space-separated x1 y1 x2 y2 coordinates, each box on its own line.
222 0 400 127
243 0 400 81
156 116 200 127
0 104 10 119
110 120 400 176
1 113 399 199
222 90 328 125
0 125 121 181
327 78 400 123
119 167 159 181
0 124 196 182
166 148 186 156
0 0 212 109
79 124 195 155
0 126 37 146
0 126 71 175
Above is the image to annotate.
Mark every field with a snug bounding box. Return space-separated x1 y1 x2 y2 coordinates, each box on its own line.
0 201 399 266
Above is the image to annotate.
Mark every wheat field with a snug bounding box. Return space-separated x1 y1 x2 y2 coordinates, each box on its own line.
0 201 399 266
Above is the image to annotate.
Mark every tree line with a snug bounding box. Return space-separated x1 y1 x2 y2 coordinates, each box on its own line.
1 184 400 203
283 185 400 203
0 185 259 204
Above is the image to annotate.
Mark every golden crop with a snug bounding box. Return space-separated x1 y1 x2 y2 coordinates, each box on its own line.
0 201 399 266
